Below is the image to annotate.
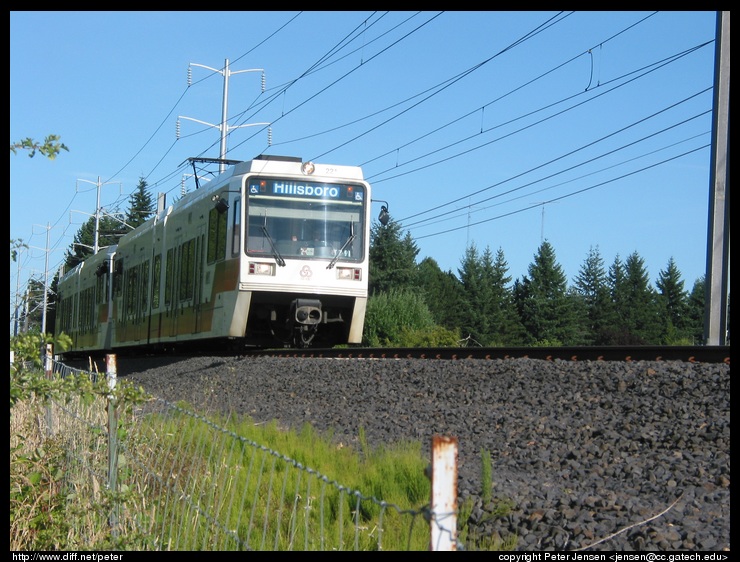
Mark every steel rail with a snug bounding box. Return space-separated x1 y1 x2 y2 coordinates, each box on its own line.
248 345 730 364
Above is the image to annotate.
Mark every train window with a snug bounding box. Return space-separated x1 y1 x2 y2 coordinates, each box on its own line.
165 249 174 307
96 270 106 304
245 179 365 262
140 260 149 314
179 239 195 301
125 267 137 317
232 198 241 256
113 259 123 297
207 207 227 263
152 254 161 309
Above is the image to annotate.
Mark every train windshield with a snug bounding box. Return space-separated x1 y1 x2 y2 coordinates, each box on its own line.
245 177 365 261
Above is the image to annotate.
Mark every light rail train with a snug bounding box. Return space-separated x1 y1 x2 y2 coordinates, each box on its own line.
55 155 388 354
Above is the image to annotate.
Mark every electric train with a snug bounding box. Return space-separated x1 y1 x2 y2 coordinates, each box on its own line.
55 155 388 355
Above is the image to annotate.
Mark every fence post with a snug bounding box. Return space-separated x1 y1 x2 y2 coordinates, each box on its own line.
429 435 458 551
106 354 120 535
44 343 54 436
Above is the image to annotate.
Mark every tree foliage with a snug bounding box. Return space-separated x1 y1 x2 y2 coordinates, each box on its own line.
10 135 69 159
655 257 690 343
126 177 155 229
416 257 466 331
572 246 612 344
369 218 419 295
514 241 578 345
12 143 714 346
363 289 436 347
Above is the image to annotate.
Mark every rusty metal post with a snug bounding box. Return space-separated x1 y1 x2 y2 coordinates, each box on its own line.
44 343 54 436
429 435 458 551
106 354 120 536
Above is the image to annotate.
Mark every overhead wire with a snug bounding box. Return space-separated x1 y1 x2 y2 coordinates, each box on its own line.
393 56 713 224
413 144 709 240
225 12 445 161
11 11 715 317
406 121 711 231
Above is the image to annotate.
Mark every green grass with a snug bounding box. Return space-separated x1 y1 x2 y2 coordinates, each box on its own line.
10 367 516 551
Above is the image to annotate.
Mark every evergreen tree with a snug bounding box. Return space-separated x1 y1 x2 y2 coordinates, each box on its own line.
655 257 690 344
126 176 155 228
515 240 576 345
368 218 419 295
511 277 534 345
486 247 523 345
604 254 631 344
457 243 487 345
62 213 121 273
620 251 662 344
417 257 466 331
686 276 706 344
572 246 612 344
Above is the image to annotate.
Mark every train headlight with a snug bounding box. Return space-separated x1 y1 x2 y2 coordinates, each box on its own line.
301 161 315 175
336 267 361 281
248 262 276 276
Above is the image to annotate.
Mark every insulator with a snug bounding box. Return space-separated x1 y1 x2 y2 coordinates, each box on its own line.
187 66 192 86
176 120 180 139
261 72 266 92
267 127 272 146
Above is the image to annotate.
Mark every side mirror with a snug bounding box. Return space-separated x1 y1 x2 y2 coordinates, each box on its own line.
212 194 229 214
378 205 390 226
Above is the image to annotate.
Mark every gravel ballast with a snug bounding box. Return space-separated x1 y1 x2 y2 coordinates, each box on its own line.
106 354 729 552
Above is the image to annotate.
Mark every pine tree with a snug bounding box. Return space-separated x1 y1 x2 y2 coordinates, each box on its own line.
485 247 522 345
417 257 465 331
368 218 419 295
620 251 662 344
126 177 155 229
515 240 575 345
686 276 706 344
457 243 487 345
655 257 690 344
604 254 631 344
572 246 612 344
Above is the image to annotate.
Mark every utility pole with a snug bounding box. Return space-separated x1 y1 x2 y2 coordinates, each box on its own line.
13 246 24 336
178 59 270 174
24 224 61 337
41 223 50 336
703 11 730 346
75 177 123 254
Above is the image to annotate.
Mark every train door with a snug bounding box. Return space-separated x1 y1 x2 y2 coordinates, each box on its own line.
148 217 163 342
193 228 205 334
166 238 181 338
148 250 162 341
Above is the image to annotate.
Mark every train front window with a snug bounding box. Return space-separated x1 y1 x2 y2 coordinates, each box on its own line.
245 177 365 261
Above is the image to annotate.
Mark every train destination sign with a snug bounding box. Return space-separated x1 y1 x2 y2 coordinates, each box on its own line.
248 178 364 201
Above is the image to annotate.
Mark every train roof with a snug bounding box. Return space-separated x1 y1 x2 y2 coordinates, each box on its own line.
233 154 366 181
182 155 366 192
114 155 367 249
59 245 117 283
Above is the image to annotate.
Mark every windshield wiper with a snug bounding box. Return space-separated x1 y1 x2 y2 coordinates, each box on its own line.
327 222 355 269
261 218 285 267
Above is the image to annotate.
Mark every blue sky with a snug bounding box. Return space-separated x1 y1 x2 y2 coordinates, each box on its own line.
11 11 720 327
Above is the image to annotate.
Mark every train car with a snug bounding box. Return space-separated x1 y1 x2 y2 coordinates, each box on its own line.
56 155 388 355
56 245 117 353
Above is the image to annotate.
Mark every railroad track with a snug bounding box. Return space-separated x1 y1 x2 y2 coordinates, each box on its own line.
247 344 730 364
62 345 730 373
